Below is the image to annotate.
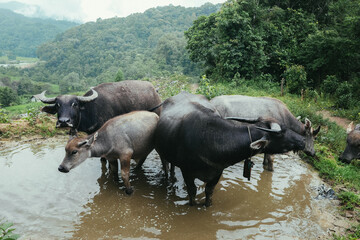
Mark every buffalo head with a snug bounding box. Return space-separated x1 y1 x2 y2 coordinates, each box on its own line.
226 117 306 154
302 118 320 157
58 132 98 173
34 89 98 129
339 122 360 164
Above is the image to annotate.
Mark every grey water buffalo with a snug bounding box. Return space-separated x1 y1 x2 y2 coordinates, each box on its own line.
211 95 320 171
154 92 305 206
339 122 360 163
34 80 162 135
58 111 159 194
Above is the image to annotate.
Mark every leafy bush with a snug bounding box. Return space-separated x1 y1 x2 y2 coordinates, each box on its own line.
196 75 220 99
0 222 20 240
0 87 18 107
322 75 339 95
283 65 307 95
23 107 41 126
0 109 9 123
335 81 353 109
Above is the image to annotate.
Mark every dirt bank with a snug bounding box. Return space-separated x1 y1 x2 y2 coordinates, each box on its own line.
318 110 352 129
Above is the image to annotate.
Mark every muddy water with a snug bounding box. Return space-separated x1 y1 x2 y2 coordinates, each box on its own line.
0 138 334 239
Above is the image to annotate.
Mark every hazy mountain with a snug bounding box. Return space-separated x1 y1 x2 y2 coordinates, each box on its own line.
0 1 48 19
0 8 78 58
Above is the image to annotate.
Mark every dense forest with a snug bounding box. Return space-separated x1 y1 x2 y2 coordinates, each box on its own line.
0 0 359 111
186 0 360 109
0 9 78 58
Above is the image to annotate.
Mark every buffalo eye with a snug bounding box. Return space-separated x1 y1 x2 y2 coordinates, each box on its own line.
71 150 78 155
71 102 78 108
56 103 60 108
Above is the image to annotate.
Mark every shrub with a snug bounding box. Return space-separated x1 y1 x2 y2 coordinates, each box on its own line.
0 222 20 240
0 109 9 123
283 65 307 95
196 75 220 99
322 75 339 95
335 81 353 109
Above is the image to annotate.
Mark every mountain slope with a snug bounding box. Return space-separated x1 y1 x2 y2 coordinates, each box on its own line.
0 8 78 58
36 3 221 81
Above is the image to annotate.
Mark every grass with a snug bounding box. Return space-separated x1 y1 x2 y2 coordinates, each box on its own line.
0 56 38 64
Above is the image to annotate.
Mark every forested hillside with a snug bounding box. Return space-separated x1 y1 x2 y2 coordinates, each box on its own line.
185 0 360 110
35 3 221 85
0 8 78 58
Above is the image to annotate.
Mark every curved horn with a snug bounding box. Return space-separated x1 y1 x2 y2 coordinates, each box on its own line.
77 88 98 102
270 122 281 131
225 117 260 123
34 91 56 104
255 125 282 133
313 125 321 136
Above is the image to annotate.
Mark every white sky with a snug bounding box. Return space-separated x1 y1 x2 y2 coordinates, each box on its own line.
0 0 226 22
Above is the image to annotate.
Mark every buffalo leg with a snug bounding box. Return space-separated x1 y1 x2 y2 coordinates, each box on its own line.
205 173 222 207
120 153 133 195
181 169 197 206
108 158 119 176
263 154 274 171
135 157 147 170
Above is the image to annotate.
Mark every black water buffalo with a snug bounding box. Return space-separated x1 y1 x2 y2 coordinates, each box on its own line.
339 122 360 163
211 95 320 171
154 92 305 206
34 80 162 134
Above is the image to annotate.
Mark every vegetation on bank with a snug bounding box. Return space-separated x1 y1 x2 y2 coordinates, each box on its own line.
0 221 19 240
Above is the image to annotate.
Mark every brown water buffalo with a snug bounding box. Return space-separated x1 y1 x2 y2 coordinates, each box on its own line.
34 80 162 135
339 122 360 163
58 111 159 194
210 95 320 171
154 92 305 206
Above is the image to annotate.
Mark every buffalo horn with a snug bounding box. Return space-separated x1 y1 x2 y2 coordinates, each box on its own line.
225 117 259 123
255 122 282 133
34 91 56 104
313 125 321 135
77 88 98 102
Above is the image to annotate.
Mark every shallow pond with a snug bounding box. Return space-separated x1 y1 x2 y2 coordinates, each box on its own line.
0 138 336 239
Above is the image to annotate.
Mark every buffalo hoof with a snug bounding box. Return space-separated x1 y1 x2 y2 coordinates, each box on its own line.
205 200 212 207
263 163 274 172
125 187 134 195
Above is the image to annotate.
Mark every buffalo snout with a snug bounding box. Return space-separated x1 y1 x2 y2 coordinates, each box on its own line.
338 154 352 164
57 117 73 128
304 148 315 157
58 165 69 173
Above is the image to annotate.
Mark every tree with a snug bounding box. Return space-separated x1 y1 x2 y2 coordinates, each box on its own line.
115 68 124 82
59 72 84 94
0 87 18 107
185 0 267 81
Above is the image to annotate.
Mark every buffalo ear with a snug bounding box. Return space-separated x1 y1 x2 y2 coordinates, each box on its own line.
86 132 98 147
305 118 312 129
250 138 269 150
41 105 57 114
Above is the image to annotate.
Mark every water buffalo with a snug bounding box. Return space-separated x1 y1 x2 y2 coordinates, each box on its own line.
58 111 159 194
339 122 360 163
34 80 162 134
210 95 320 171
154 92 305 206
